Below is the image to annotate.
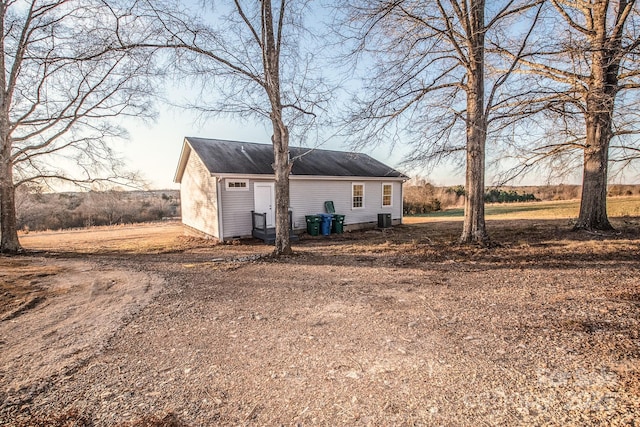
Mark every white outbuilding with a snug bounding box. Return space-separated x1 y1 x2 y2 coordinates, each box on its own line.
174 137 407 242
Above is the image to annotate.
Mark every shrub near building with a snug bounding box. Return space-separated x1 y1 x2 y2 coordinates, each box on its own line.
403 181 443 215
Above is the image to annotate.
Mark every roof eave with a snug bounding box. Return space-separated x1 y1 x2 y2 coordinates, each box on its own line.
212 173 406 181
290 174 407 181
173 138 192 183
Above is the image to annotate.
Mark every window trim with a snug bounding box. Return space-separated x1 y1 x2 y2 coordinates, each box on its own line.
352 182 365 209
225 179 249 191
382 182 393 207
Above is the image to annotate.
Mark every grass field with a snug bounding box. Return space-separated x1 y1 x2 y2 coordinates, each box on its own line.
408 196 640 220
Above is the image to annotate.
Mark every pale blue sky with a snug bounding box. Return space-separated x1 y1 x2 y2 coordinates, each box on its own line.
114 1 591 191
112 1 445 190
117 97 588 190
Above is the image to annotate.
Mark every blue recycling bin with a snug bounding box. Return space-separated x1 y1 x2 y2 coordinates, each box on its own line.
318 213 333 236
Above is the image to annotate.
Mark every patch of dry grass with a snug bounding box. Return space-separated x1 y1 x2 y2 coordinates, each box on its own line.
487 196 640 219
19 221 195 254
407 195 640 221
298 216 640 272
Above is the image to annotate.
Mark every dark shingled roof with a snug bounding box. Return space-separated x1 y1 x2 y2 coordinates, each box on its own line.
184 137 407 178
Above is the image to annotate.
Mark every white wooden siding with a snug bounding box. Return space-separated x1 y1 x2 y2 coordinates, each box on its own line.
181 152 219 238
289 179 403 229
184 174 405 239
391 181 403 212
219 179 268 238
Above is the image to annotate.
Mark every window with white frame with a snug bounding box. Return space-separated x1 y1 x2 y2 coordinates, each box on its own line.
382 183 393 207
225 179 249 191
352 183 364 208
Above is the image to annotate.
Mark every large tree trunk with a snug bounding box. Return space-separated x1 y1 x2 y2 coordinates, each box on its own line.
460 0 488 245
0 3 18 253
263 0 292 256
575 102 614 231
574 6 619 232
271 118 293 256
0 138 21 253
576 138 612 231
461 78 488 244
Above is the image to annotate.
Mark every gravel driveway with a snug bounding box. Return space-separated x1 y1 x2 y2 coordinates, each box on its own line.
1 220 639 425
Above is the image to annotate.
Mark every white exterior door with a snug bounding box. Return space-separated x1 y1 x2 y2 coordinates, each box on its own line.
254 182 275 227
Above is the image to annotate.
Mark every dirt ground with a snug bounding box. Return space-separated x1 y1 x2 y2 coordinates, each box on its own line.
1 218 639 426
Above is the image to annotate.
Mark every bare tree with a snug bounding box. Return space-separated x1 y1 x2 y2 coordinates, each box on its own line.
501 0 640 231
0 0 154 253
130 0 328 256
339 0 541 244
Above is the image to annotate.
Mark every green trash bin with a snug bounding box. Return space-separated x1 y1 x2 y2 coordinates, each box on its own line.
332 214 345 234
305 215 321 236
324 201 335 214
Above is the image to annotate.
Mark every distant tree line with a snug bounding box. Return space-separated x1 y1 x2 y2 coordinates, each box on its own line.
16 190 180 232
404 180 537 215
403 182 640 216
484 190 537 204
